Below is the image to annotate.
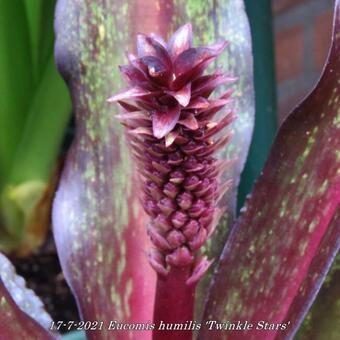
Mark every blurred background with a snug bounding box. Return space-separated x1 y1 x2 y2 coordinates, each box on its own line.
0 0 336 338
273 0 334 122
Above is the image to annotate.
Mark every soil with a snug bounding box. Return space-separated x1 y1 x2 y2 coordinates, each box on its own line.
10 232 80 334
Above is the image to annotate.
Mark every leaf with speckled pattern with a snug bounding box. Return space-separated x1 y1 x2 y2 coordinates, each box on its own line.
53 1 156 339
0 278 56 340
200 2 340 339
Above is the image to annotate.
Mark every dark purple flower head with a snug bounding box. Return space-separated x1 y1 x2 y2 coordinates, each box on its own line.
108 23 235 139
109 24 236 285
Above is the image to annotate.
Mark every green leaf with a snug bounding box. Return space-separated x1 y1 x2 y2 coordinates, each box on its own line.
0 1 33 182
24 0 56 84
0 56 70 254
24 0 43 83
9 56 71 184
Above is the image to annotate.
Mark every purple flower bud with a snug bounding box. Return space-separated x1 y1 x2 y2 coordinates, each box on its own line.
166 247 194 267
183 156 204 173
145 169 165 186
188 199 206 218
171 211 188 228
143 199 160 218
152 160 171 174
183 175 201 191
147 225 171 251
154 214 172 233
173 134 189 145
148 144 165 157
158 197 176 216
188 227 207 251
167 230 186 248
168 151 184 165
200 163 215 177
163 182 180 199
181 141 205 155
194 178 211 197
147 181 163 201
176 192 193 210
199 207 214 228
204 183 217 202
169 170 185 184
182 220 200 240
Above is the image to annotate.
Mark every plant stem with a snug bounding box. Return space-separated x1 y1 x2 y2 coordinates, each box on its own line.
153 266 195 340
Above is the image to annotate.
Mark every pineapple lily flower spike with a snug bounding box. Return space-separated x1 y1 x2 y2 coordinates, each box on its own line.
108 23 234 278
108 23 235 330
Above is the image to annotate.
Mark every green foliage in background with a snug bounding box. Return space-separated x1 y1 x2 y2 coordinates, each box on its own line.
0 0 71 255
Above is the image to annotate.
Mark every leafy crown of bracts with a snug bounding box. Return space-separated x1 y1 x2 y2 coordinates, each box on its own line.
108 23 236 285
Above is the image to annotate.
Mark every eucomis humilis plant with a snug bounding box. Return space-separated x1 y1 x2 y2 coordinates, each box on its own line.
0 1 339 340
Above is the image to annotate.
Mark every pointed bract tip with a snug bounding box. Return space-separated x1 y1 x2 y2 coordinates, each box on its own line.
149 33 167 48
166 246 194 266
183 23 192 30
136 33 149 57
126 52 136 62
186 256 214 285
210 40 229 54
147 249 169 276
107 96 116 103
175 23 193 39
169 23 193 58
152 108 180 139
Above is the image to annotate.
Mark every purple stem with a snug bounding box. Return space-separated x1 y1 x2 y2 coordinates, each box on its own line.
153 266 195 340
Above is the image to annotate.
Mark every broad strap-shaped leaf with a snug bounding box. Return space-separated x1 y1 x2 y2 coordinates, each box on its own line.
200 2 340 339
280 211 339 340
23 0 56 83
0 1 33 179
53 1 157 339
0 253 56 340
294 251 340 340
1 56 71 255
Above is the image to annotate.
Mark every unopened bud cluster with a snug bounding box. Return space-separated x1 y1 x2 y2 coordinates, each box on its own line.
109 24 235 285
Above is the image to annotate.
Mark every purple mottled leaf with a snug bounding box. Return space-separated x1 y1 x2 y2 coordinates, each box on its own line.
53 1 157 339
0 253 56 340
200 2 340 339
278 210 339 339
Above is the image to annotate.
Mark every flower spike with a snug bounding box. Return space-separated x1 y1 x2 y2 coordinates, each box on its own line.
109 23 236 283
